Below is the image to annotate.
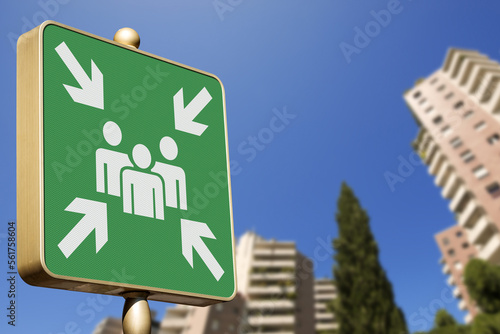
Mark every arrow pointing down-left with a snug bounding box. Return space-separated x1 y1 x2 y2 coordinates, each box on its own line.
55 41 104 110
58 198 108 258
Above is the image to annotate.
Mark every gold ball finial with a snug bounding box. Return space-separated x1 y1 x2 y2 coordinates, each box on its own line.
114 28 140 49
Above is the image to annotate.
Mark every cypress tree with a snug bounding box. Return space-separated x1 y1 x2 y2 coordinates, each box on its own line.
332 182 408 334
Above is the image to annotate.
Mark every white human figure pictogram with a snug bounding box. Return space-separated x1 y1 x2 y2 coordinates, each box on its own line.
96 121 133 196
151 136 187 210
122 144 164 220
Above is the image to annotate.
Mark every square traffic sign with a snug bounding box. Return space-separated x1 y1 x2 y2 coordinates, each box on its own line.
17 21 236 305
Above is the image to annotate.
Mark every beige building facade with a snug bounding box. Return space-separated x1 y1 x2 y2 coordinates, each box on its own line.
314 278 338 333
435 225 478 322
406 47 500 321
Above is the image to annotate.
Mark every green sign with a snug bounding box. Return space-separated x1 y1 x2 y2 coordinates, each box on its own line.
18 21 236 305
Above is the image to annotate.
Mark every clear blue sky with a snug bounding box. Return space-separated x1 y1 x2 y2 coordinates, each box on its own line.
2 1 500 333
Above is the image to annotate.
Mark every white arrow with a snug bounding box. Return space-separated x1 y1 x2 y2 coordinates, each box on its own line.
55 41 104 110
181 219 224 281
174 87 212 136
58 198 108 258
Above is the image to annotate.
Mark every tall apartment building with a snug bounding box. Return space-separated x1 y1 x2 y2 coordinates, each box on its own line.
435 225 478 322
405 48 500 320
160 231 321 334
314 278 338 333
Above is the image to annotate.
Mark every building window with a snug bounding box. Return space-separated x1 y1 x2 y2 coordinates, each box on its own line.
430 77 438 85
486 182 500 198
463 110 474 119
441 125 452 137
473 165 489 179
445 92 454 100
425 106 434 114
211 320 219 331
443 237 450 245
488 133 500 145
462 242 469 249
448 249 455 257
475 121 487 132
437 84 445 92
456 231 463 238
419 98 427 105
413 91 421 99
460 150 475 163
454 101 464 109
215 303 223 311
433 116 443 125
454 261 463 271
450 137 463 148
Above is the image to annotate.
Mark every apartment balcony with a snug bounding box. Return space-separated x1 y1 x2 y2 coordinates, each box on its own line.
247 300 295 310
435 162 451 187
449 185 467 212
429 152 444 175
441 172 459 199
458 199 480 228
459 299 467 311
255 240 295 248
315 302 327 310
463 60 499 92
453 287 462 298
414 129 429 152
456 57 493 86
248 286 295 295
447 275 455 286
468 216 491 245
479 233 500 264
252 260 296 268
316 312 335 321
253 248 296 257
316 323 339 331
250 272 295 281
424 141 438 165
314 284 336 293
315 293 337 301
442 264 451 274
247 315 295 327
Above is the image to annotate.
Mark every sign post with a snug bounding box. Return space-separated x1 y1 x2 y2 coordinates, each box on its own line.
17 21 236 331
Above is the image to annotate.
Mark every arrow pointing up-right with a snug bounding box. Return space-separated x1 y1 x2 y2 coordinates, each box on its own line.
58 198 108 258
174 87 212 136
181 219 224 281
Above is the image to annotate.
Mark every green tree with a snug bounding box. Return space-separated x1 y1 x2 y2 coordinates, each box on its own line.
464 259 500 314
471 312 500 334
331 182 408 334
434 309 457 328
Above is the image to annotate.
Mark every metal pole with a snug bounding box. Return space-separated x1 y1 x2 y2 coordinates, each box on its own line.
122 291 151 334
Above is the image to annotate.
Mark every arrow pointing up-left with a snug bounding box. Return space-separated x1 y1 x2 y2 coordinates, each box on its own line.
181 219 224 281
58 198 108 258
55 42 104 110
